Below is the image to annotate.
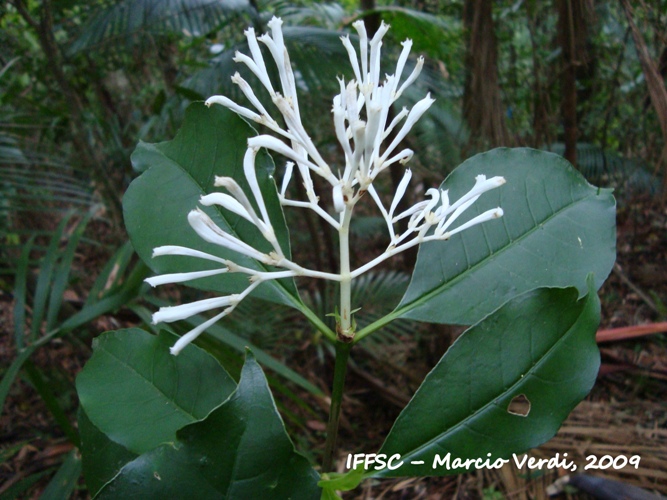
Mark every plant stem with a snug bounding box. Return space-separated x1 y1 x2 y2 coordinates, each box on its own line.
338 206 353 339
322 202 355 472
322 341 351 472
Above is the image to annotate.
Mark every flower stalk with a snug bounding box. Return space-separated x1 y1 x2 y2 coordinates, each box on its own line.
322 341 351 472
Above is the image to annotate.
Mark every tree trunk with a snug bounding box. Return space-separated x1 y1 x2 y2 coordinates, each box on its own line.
526 5 553 148
557 0 578 166
557 0 595 167
462 0 511 151
620 0 667 194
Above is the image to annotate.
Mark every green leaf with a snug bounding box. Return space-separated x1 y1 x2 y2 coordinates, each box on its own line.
12 235 33 349
46 211 92 332
78 407 138 498
30 213 74 341
77 328 235 454
39 450 82 500
0 469 54 500
374 280 600 477
397 148 615 325
125 102 299 307
355 7 461 64
96 352 321 499
24 361 79 446
318 467 365 494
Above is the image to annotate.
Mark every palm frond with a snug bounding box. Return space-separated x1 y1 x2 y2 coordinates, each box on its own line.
353 6 464 68
0 133 99 273
268 1 346 29
547 142 662 194
68 0 256 54
183 25 353 101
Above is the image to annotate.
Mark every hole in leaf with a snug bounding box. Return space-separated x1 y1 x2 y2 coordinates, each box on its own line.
507 394 531 417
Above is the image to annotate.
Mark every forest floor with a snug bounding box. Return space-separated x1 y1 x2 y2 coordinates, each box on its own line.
1 192 666 499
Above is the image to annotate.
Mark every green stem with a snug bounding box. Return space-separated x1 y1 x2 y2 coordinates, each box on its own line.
338 206 354 339
322 198 355 471
353 306 403 343
322 341 351 472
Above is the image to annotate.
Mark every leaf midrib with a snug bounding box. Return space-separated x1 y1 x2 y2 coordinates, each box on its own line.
398 189 607 318
376 292 593 472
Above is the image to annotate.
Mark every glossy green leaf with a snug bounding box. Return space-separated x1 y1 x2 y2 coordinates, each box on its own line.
77 329 235 454
125 102 299 307
374 281 600 477
397 148 615 325
96 352 320 499
78 407 138 498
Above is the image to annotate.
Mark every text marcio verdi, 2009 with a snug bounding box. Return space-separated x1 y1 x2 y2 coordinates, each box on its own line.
345 452 579 472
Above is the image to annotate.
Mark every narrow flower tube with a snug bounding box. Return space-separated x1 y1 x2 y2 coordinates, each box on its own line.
380 94 435 163
392 198 429 224
204 95 260 122
376 148 413 175
352 20 368 82
243 148 272 228
233 52 274 96
244 27 270 88
333 103 354 170
388 169 412 218
396 56 424 97
440 175 506 220
200 192 255 224
230 73 274 120
188 209 271 263
210 177 266 232
170 308 232 356
441 207 504 239
281 162 294 197
394 39 413 88
152 245 228 265
435 196 479 236
153 295 238 324
382 107 409 140
340 35 362 84
369 22 390 87
145 268 229 287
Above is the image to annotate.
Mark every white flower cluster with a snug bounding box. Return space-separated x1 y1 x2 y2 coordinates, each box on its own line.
148 17 505 354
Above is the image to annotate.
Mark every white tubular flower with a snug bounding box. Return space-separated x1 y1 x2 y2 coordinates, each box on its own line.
201 17 438 226
243 148 273 234
388 176 506 249
153 295 239 324
441 207 504 239
333 183 346 213
204 95 261 123
145 268 229 287
388 169 412 218
280 162 294 197
147 19 509 354
200 193 256 225
187 209 273 264
169 309 230 356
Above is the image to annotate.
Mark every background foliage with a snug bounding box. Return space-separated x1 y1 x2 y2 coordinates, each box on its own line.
1 0 666 497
